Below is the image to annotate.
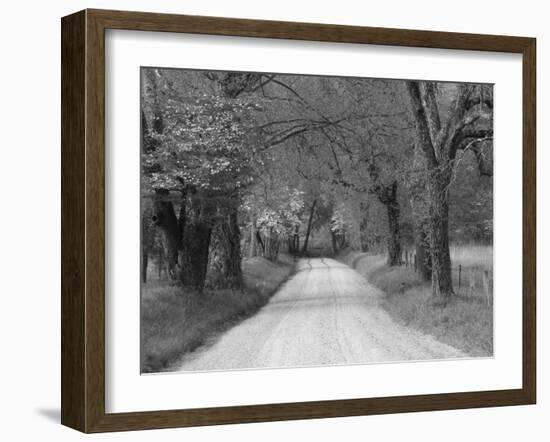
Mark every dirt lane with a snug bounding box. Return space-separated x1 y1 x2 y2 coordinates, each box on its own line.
175 258 465 371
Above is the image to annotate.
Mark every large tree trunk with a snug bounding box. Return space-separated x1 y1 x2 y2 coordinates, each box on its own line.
207 203 244 290
141 207 156 283
385 200 401 266
141 251 148 283
181 221 211 291
220 208 244 289
248 216 257 258
180 215 210 291
152 190 180 279
377 181 401 266
301 199 317 256
409 140 432 281
359 201 370 252
331 231 338 254
415 224 432 281
264 228 280 261
178 190 212 291
427 172 454 301
332 231 347 251
256 230 265 256
287 236 294 254
293 225 300 255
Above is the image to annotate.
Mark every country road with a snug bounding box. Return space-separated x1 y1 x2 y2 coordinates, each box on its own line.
176 258 465 371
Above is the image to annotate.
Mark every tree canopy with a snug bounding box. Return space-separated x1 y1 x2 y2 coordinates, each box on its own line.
141 67 493 301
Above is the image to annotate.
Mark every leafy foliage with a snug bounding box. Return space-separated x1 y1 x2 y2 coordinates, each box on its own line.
142 71 260 197
140 67 493 289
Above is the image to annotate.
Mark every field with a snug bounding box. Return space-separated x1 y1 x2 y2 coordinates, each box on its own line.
342 245 493 357
450 244 493 270
141 255 294 373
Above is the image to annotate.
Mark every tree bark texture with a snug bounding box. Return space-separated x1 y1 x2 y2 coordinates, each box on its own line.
359 201 370 253
141 251 149 283
301 199 317 255
219 209 244 290
248 216 257 258
385 201 402 266
331 231 338 254
262 227 280 261
152 190 181 279
409 140 432 281
141 206 156 283
415 224 432 281
206 201 244 290
180 197 211 291
376 181 402 267
427 170 454 301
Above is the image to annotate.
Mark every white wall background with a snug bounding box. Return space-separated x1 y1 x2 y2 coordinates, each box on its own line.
0 0 546 440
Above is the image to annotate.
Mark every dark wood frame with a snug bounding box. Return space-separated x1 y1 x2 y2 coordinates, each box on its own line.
61 8 536 433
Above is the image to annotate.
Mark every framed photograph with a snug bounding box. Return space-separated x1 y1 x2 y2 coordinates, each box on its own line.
61 9 536 433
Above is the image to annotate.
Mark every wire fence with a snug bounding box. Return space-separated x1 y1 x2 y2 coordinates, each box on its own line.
399 249 493 306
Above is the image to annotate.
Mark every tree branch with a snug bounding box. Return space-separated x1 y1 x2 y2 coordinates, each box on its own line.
422 82 441 144
440 83 475 156
406 81 438 167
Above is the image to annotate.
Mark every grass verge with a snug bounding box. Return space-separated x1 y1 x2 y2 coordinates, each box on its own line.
141 255 295 373
341 250 493 357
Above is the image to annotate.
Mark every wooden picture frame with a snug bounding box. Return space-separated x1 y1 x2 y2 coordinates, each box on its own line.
61 8 536 433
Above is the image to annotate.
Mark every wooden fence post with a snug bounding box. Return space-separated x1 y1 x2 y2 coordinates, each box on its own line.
405 251 409 267
482 270 490 306
458 264 462 290
413 254 417 272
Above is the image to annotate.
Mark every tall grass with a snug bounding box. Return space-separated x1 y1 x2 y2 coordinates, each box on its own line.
141 255 294 373
342 246 493 357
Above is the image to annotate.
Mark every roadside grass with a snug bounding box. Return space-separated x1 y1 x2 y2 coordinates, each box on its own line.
342 246 493 357
141 255 295 373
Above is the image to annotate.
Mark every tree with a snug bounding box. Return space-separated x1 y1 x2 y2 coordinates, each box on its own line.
406 81 493 301
243 182 305 261
449 148 493 243
407 142 432 281
303 78 413 265
142 69 258 290
140 74 182 281
301 198 317 255
141 66 494 299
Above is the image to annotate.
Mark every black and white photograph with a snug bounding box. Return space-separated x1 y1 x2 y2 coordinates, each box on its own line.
2 0 545 438
140 67 494 374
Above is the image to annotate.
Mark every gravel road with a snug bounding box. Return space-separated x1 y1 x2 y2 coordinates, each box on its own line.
176 258 465 371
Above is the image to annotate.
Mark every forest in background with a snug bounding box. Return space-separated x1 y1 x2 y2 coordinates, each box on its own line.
141 68 493 304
